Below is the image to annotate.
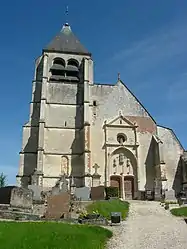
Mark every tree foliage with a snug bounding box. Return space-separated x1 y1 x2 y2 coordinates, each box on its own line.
0 172 7 188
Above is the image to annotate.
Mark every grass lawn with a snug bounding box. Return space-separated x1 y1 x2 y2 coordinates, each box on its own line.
86 199 129 220
0 221 112 249
170 207 187 217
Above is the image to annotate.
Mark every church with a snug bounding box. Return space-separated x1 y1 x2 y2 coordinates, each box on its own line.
16 22 187 200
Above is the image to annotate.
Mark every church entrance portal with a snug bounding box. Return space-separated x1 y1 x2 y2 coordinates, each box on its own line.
109 147 138 199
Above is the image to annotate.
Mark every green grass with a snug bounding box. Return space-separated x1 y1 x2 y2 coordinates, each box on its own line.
0 221 112 249
170 207 187 217
86 199 129 220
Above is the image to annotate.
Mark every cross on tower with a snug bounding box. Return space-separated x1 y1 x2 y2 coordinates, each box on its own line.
93 163 100 175
118 72 121 81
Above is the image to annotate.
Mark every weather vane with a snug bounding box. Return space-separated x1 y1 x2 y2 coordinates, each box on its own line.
65 5 69 24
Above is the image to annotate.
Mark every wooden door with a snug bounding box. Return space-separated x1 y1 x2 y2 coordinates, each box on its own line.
124 179 133 200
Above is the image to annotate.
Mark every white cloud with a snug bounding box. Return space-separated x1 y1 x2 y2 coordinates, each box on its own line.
0 165 17 186
112 20 187 77
110 18 187 149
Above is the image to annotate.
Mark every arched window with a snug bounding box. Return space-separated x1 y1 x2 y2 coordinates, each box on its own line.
50 57 65 82
53 58 65 67
67 59 79 67
65 58 79 81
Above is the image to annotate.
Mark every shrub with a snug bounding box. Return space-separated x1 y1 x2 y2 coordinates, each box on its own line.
170 207 187 217
105 187 119 198
86 199 129 220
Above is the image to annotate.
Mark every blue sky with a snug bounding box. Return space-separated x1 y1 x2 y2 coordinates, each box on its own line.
0 0 186 184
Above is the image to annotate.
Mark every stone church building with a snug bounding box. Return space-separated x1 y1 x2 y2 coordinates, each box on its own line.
17 22 187 200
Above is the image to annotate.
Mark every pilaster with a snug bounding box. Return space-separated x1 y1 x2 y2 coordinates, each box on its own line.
104 121 108 186
84 123 91 173
36 53 48 180
84 58 91 175
121 175 125 199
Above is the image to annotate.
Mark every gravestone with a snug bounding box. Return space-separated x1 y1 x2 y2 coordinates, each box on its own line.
51 174 69 196
10 187 33 209
92 164 101 187
28 185 44 202
90 186 105 200
75 187 91 201
165 190 177 201
45 192 71 219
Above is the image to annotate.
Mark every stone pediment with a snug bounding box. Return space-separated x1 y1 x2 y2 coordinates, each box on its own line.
105 115 137 128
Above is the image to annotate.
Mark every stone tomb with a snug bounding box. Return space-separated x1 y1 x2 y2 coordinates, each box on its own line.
28 185 46 202
90 186 105 200
10 187 33 209
44 192 71 219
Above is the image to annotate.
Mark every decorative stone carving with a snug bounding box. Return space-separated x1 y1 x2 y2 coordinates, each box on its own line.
92 163 101 187
61 156 69 176
126 159 131 175
113 159 117 167
31 168 43 186
93 163 100 175
160 163 167 181
119 153 124 165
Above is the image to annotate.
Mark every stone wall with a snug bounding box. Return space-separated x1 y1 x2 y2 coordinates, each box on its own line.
90 81 157 190
157 126 184 198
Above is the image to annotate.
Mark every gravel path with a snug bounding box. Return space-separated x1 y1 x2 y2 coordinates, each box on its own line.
107 201 187 249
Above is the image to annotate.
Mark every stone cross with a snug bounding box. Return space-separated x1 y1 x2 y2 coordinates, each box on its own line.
118 72 121 81
93 163 100 175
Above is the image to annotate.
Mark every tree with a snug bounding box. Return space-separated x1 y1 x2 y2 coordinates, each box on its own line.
0 173 7 188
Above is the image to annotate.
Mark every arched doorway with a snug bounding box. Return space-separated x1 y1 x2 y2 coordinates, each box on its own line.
110 175 122 198
109 147 138 199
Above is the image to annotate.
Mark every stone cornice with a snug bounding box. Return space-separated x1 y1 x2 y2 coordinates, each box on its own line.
104 124 138 129
104 143 139 148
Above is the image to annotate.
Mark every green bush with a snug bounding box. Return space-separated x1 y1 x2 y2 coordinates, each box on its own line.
170 207 187 217
105 186 119 198
86 199 129 220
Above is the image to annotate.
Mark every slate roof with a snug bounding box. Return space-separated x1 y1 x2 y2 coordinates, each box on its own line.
43 23 91 55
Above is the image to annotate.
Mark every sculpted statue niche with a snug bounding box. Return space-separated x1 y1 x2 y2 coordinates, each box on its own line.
126 159 132 175
119 153 125 165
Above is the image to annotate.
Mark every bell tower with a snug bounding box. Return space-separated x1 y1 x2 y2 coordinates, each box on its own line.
17 22 93 188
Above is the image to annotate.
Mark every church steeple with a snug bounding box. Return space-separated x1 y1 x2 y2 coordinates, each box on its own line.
43 23 91 56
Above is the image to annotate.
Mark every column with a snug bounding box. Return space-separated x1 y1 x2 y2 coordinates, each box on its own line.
121 175 125 200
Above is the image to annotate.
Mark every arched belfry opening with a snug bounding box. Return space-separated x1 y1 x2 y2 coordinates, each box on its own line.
65 59 79 82
50 57 80 82
50 57 66 82
109 147 138 199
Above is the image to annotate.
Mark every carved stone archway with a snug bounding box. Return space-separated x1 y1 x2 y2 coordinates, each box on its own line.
109 147 138 199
